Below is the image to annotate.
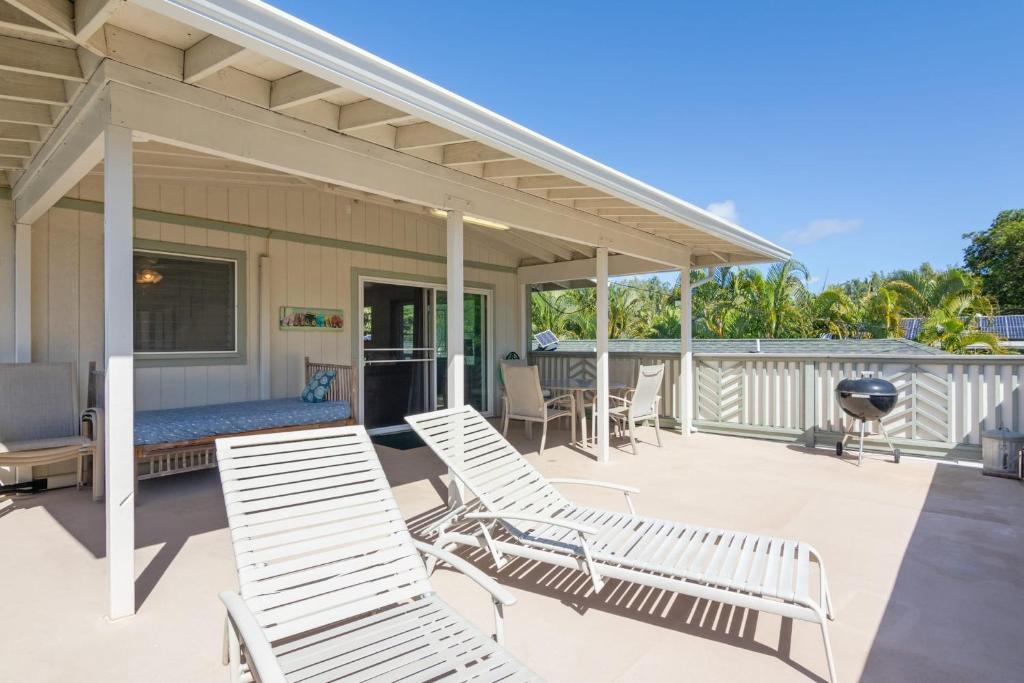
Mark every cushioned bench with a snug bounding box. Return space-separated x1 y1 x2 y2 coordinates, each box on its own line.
130 358 356 481
135 398 352 446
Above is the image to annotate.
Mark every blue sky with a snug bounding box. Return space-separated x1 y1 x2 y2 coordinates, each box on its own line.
274 1 1022 289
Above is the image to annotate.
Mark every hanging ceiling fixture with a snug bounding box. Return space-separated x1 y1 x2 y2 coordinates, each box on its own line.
135 268 163 285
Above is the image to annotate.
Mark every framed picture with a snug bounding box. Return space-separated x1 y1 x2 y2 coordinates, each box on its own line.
279 306 345 331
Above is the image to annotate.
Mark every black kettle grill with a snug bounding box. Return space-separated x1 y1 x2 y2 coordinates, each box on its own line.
835 376 901 465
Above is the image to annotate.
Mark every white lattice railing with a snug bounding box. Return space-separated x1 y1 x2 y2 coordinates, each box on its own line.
530 350 1024 460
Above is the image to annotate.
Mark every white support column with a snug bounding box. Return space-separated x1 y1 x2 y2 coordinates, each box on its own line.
445 209 465 505
679 267 693 436
14 222 31 362
595 247 610 463
103 124 135 621
258 255 271 400
446 209 465 407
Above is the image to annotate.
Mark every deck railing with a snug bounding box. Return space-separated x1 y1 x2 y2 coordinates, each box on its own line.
529 349 1024 460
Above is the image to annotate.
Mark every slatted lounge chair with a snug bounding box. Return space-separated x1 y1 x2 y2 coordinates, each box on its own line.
214 424 540 683
406 406 839 683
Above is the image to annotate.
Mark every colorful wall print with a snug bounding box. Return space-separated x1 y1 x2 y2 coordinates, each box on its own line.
279 306 345 331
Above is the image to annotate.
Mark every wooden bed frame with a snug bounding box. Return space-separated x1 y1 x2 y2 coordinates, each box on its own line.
134 358 356 480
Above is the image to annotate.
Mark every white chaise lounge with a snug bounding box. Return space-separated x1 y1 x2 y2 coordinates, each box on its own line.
406 406 839 683
214 424 540 683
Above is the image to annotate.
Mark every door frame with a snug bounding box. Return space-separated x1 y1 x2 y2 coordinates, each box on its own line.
355 271 494 431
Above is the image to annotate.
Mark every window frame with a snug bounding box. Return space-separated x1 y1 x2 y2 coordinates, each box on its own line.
133 239 248 368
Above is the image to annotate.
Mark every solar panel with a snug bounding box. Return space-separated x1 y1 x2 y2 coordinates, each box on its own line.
534 329 558 350
973 315 1024 341
900 318 921 340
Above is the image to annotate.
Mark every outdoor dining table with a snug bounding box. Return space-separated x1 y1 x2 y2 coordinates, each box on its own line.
540 377 630 447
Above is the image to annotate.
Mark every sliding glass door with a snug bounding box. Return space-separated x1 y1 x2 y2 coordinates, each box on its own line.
360 278 491 431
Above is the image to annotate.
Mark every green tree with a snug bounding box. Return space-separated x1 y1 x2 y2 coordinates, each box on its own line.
918 294 1003 353
964 210 1024 314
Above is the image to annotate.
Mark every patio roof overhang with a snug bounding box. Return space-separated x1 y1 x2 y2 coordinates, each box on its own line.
1 0 789 271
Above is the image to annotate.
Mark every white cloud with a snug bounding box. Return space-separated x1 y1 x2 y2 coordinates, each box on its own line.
781 218 861 245
706 199 739 223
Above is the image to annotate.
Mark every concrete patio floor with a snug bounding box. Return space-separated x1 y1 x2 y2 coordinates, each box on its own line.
1 424 1022 682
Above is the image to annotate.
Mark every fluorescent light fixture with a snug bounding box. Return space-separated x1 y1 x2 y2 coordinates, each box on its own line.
429 208 509 230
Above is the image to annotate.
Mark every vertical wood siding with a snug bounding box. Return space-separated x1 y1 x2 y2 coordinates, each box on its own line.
25 180 519 412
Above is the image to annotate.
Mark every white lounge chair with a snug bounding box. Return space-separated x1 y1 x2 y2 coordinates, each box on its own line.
214 425 540 683
499 363 574 455
406 406 839 683
593 363 664 455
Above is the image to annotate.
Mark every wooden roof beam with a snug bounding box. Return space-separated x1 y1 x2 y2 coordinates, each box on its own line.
481 160 555 179
0 100 53 126
441 141 515 166
394 122 467 150
4 0 74 39
0 2 59 38
0 72 70 105
0 123 41 142
0 35 84 81
74 0 122 42
270 71 342 110
337 98 413 132
184 35 246 84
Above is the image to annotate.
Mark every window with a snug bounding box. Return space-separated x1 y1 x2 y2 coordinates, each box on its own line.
133 242 246 364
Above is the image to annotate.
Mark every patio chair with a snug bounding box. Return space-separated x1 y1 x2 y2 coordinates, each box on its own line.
500 364 574 455
214 425 540 683
0 363 102 499
592 363 664 455
406 406 838 683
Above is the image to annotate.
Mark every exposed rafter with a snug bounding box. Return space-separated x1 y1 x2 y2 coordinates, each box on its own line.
0 1 59 38
0 141 32 157
394 122 466 150
441 141 514 166
515 176 585 190
4 0 74 39
337 99 412 132
184 35 246 84
0 100 53 125
270 71 340 110
74 0 123 42
0 35 83 80
481 160 555 179
0 123 41 142
0 71 70 104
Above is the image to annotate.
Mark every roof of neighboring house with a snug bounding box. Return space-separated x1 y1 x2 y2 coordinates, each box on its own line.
901 315 1024 341
530 337 950 356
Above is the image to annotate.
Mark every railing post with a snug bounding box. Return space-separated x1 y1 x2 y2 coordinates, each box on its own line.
803 361 816 448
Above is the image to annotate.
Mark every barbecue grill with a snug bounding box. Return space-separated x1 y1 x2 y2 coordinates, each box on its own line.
835 376 901 465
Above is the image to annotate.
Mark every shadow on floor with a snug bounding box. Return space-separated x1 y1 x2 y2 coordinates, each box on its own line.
404 504 827 683
859 464 1024 682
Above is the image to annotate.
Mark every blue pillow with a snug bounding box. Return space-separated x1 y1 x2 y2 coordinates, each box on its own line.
301 369 337 403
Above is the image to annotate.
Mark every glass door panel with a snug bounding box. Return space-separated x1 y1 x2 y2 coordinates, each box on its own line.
436 291 489 413
361 282 433 429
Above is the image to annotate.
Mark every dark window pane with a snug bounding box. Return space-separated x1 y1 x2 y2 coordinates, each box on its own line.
134 251 236 353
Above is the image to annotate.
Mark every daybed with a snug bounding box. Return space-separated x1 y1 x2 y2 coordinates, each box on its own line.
90 358 355 496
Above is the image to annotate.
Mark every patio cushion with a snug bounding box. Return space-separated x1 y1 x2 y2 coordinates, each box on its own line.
134 398 352 446
0 435 91 454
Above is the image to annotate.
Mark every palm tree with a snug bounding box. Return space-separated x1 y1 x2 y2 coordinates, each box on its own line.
814 287 858 338
918 294 1003 353
737 260 811 338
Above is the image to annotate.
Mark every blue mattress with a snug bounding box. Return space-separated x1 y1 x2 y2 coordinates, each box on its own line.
134 398 352 446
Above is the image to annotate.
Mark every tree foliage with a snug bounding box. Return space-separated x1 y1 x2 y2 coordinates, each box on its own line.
530 257 1007 354
964 210 1024 314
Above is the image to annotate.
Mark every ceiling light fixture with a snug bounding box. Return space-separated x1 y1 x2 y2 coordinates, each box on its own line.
429 208 509 231
135 268 163 285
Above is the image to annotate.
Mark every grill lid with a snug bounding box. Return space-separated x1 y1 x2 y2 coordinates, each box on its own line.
836 377 897 397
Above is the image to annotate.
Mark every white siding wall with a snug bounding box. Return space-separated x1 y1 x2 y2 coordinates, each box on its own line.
0 198 13 362
23 178 520 412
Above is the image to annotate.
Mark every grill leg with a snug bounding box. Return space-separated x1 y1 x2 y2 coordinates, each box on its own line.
858 420 865 467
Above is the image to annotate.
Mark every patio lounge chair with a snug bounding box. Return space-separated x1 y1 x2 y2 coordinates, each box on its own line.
499 363 574 455
0 363 102 499
214 425 540 683
406 406 839 683
592 363 664 455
